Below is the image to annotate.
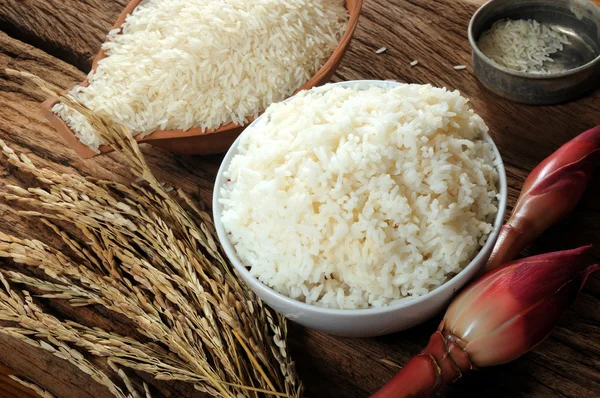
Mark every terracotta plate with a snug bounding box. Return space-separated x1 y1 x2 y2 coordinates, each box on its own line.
41 0 363 158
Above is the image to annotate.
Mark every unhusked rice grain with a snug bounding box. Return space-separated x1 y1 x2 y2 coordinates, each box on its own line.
219 83 500 309
53 0 348 152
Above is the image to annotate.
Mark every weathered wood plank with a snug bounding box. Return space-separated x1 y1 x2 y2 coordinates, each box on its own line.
0 0 598 397
0 333 111 398
0 364 39 398
0 0 127 71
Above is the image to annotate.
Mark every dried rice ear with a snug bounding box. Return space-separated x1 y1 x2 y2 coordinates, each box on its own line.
0 71 303 397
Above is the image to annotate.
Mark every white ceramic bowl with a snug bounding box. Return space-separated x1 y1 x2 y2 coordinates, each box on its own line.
213 80 508 337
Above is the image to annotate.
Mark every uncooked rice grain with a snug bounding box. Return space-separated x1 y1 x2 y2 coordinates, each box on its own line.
477 19 571 74
219 83 499 309
53 0 348 152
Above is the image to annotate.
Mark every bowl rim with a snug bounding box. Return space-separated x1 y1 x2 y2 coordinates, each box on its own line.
40 0 363 158
212 80 509 316
467 0 600 80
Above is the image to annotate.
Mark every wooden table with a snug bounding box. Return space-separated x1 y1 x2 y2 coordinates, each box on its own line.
0 0 599 397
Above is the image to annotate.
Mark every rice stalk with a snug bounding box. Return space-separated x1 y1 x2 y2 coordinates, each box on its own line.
0 69 302 397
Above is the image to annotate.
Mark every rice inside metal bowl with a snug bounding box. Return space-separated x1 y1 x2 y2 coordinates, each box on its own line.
468 0 600 104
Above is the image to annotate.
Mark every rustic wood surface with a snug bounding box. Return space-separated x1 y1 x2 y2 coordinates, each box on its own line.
0 0 599 397
0 365 40 398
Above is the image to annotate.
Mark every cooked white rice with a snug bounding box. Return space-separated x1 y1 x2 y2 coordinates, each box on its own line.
219 84 499 309
477 19 571 74
53 0 348 152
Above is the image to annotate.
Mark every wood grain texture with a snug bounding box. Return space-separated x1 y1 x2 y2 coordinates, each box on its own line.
0 0 599 397
0 365 39 398
0 0 128 71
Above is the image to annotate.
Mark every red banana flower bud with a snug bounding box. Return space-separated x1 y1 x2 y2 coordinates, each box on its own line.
484 125 600 271
372 247 597 398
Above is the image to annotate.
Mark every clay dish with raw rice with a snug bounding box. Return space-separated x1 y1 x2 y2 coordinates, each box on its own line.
42 0 363 158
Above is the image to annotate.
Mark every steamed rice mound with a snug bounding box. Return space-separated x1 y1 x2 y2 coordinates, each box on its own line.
220 84 499 309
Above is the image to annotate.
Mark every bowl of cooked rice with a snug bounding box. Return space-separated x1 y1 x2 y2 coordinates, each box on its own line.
213 80 508 337
41 0 362 158
468 0 600 105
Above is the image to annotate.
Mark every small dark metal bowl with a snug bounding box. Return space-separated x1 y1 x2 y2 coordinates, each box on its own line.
468 0 600 105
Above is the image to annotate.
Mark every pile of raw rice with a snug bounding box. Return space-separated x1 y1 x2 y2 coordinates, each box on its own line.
477 19 571 74
219 83 500 309
53 0 348 152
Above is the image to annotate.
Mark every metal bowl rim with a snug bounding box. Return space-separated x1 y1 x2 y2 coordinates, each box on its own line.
468 0 600 80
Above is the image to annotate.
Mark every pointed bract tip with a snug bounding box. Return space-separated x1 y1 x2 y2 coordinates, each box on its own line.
578 124 600 143
578 264 599 292
567 245 593 256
